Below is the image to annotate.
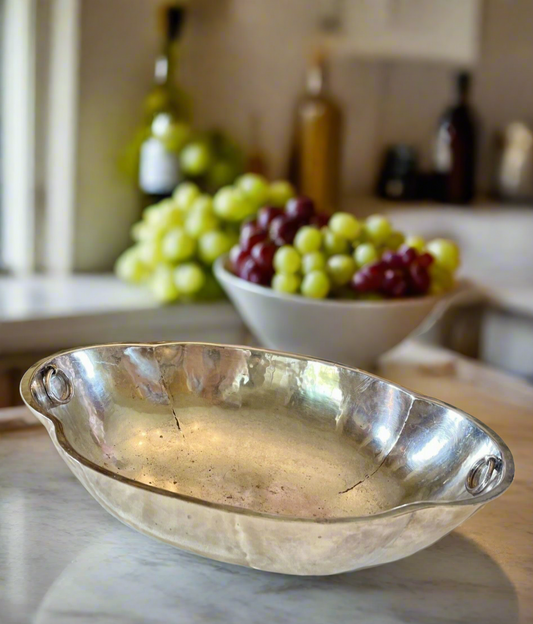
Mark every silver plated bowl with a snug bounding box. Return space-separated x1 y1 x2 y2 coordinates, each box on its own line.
21 342 514 576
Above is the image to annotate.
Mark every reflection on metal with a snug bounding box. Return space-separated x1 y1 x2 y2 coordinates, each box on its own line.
21 342 514 576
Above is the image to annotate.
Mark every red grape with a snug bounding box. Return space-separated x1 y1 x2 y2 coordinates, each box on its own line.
399 246 418 266
417 252 434 269
311 213 329 229
240 220 258 238
286 197 315 222
351 262 384 292
229 245 249 273
382 251 404 269
240 223 267 252
408 263 430 295
240 257 270 286
381 269 408 298
251 241 276 272
269 215 300 246
257 206 283 230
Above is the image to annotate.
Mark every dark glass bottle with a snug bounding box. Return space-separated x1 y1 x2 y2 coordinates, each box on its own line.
433 72 477 204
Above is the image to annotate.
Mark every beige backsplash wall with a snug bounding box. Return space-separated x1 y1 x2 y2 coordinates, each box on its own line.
180 0 533 195
73 0 533 270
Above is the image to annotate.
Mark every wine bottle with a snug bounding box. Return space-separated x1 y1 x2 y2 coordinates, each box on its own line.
289 50 342 214
432 71 477 204
138 4 192 205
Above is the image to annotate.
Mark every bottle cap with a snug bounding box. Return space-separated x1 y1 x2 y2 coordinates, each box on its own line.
158 4 187 41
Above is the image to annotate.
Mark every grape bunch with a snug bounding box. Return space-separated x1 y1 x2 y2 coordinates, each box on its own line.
115 175 296 303
230 198 461 300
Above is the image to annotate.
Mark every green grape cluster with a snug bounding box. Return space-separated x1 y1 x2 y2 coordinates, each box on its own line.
115 175 296 304
165 128 245 193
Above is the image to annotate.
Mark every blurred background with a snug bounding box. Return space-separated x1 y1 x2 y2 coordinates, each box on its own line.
1 0 533 406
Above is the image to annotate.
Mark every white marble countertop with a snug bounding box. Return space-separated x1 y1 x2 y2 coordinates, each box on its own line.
1 344 532 624
0 274 245 356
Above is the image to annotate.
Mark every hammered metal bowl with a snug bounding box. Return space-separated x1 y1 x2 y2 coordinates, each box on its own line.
21 343 513 576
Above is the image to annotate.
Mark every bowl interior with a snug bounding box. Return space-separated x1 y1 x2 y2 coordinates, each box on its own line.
35 344 506 520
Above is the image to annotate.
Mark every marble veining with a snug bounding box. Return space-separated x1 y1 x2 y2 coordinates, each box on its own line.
0 426 526 624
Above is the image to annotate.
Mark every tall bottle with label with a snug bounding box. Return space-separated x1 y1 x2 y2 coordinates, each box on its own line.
138 4 192 205
432 71 477 204
289 50 342 214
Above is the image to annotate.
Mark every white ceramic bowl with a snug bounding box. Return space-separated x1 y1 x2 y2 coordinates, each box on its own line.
215 257 456 370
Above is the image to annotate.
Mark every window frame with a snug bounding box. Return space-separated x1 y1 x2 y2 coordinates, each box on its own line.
1 0 37 273
0 0 80 274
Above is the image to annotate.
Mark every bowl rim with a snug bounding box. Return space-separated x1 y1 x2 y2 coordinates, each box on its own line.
20 341 514 525
214 255 452 309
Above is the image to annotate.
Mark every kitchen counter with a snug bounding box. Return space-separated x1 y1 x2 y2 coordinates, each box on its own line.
1 343 531 624
0 274 245 355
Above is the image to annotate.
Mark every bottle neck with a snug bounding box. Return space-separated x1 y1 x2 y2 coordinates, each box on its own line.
154 40 179 87
457 88 470 107
455 73 471 106
306 61 327 97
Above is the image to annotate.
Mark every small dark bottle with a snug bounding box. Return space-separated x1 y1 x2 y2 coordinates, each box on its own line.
432 72 477 204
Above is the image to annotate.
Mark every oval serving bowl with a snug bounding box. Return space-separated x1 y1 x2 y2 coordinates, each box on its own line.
214 257 463 370
21 342 513 576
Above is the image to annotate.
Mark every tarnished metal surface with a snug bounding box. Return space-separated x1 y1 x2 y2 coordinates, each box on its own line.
20 343 514 575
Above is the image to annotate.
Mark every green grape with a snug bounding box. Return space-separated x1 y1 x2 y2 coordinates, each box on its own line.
351 229 369 247
143 202 167 225
198 230 233 265
206 159 240 192
323 229 349 255
131 221 150 243
269 180 296 207
329 213 362 241
180 142 213 177
385 230 405 251
236 173 270 207
364 215 393 245
185 210 219 238
162 228 196 262
405 235 426 253
301 270 330 299
294 226 322 254
115 247 149 283
173 262 206 295
138 239 165 267
213 186 255 222
150 264 180 304
273 245 301 274
302 251 326 274
173 182 201 212
158 121 192 153
189 195 215 217
326 254 357 287
354 242 378 267
158 204 185 230
272 273 301 294
427 239 461 272
429 264 454 295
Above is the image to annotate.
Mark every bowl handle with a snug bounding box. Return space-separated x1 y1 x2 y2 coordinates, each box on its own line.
466 455 503 495
30 365 73 409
